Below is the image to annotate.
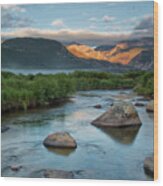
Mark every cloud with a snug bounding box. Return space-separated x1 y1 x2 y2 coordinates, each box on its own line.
1 4 33 28
51 19 65 27
102 16 115 23
134 15 153 30
1 28 131 45
132 15 153 38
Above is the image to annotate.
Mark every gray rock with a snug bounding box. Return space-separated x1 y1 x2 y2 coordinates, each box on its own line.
94 104 102 109
146 100 154 112
135 102 145 107
44 169 74 179
91 102 142 127
43 132 77 149
144 156 154 177
10 165 22 171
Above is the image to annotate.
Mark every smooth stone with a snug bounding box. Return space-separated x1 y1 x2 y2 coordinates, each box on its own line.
44 169 74 179
91 102 142 127
94 104 102 109
43 132 77 149
10 165 22 171
146 100 154 112
144 156 154 178
1 126 10 133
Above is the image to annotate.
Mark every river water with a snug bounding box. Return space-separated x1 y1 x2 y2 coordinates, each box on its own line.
1 89 154 180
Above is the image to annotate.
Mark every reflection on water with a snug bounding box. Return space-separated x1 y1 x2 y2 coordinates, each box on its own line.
100 126 141 145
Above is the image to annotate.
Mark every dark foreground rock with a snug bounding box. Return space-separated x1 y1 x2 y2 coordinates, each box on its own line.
10 165 22 171
144 156 154 178
94 104 102 109
44 169 74 179
135 102 145 107
1 126 10 133
91 102 142 127
146 100 154 112
43 132 77 149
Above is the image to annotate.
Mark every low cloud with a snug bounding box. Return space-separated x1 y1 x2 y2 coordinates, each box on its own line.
51 19 65 27
1 4 33 28
1 28 131 45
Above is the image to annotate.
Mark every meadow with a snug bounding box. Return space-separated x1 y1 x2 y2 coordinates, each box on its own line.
1 70 154 113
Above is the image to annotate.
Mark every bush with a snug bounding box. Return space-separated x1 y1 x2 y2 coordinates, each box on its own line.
1 70 154 113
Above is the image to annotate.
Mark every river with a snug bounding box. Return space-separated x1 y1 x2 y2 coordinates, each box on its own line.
1 89 153 180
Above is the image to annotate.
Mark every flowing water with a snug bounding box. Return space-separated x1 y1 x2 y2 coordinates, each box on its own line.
1 89 154 180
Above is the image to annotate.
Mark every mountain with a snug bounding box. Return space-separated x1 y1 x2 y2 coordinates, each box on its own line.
1 37 153 71
129 49 154 71
66 37 154 70
1 37 134 72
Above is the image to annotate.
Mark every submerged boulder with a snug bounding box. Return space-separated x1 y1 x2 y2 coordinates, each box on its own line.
94 104 102 109
91 102 142 127
43 132 77 149
144 156 154 178
146 100 154 112
10 165 22 171
44 169 74 179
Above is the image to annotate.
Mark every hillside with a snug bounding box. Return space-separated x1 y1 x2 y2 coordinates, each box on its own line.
1 38 133 72
67 37 154 69
1 37 153 71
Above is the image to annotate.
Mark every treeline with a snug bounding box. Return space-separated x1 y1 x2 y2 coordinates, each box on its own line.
1 70 154 113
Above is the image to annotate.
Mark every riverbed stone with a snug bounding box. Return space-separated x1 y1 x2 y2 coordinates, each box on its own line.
135 102 145 107
43 132 77 149
144 156 154 177
146 100 154 112
10 165 22 171
91 101 142 127
44 169 74 179
94 104 102 109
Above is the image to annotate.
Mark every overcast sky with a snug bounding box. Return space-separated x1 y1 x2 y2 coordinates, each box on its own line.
1 1 154 45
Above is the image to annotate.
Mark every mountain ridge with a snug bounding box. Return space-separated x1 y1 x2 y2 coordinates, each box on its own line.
1 37 153 71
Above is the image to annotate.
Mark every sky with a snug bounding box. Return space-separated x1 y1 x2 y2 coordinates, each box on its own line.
1 1 154 45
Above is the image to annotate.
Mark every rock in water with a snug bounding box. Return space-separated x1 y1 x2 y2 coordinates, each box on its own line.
91 102 142 127
44 169 74 179
10 165 22 171
43 132 77 149
144 156 154 177
94 104 102 109
146 100 154 112
135 102 145 107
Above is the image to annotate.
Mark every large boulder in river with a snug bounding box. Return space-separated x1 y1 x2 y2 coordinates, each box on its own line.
144 156 154 177
43 132 77 149
91 102 141 127
146 100 154 112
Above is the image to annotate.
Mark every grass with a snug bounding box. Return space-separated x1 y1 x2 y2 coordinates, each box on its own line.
1 70 154 113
